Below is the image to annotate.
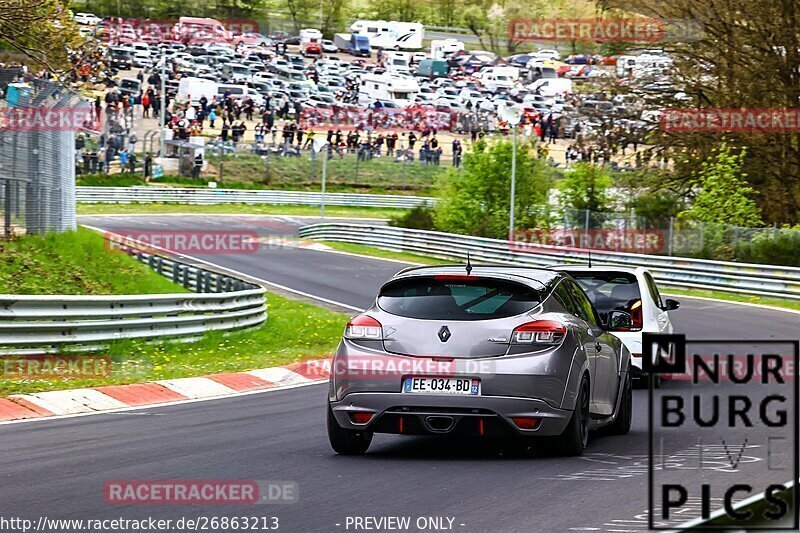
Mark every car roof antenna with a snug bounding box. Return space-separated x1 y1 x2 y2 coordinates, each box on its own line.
588 250 592 268
466 252 473 276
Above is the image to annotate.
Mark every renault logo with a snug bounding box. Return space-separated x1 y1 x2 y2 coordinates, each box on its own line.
438 326 451 342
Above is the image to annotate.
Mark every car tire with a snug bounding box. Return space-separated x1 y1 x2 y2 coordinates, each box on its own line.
327 404 372 455
557 375 590 456
608 372 632 435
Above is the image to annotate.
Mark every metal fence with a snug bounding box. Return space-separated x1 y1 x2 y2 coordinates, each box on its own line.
0 237 267 356
76 185 436 209
298 223 800 300
508 204 800 265
0 69 90 237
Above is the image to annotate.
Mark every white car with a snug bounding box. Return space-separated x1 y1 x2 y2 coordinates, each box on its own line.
534 49 561 61
132 52 153 69
74 12 101 26
551 265 679 381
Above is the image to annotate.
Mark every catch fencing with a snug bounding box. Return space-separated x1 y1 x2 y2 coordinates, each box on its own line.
0 69 92 237
0 238 267 356
298 223 800 300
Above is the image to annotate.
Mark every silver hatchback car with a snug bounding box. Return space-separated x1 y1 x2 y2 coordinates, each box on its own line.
327 265 633 456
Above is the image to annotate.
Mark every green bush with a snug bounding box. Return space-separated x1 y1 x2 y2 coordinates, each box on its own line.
389 205 436 230
734 231 800 266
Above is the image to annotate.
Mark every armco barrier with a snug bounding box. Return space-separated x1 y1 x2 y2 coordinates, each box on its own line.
0 242 267 356
298 223 800 300
76 186 436 209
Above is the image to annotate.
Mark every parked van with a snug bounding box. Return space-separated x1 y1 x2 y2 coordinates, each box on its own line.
177 77 218 105
528 77 573 96
416 59 448 78
476 66 520 91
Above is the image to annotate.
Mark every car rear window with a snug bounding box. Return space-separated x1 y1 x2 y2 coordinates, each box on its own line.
569 272 641 322
378 276 541 321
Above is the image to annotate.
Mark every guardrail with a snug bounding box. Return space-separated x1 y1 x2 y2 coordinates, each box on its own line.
298 223 800 300
0 242 267 356
76 186 436 209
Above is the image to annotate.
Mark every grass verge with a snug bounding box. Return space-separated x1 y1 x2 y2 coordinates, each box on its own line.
318 241 800 313
77 202 405 219
0 291 350 396
0 228 186 295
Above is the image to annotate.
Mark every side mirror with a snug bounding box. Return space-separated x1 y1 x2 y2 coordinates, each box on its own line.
663 298 680 311
607 310 633 331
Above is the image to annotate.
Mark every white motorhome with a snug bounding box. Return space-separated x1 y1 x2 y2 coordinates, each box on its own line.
358 73 420 107
350 20 424 50
177 77 218 105
430 39 464 60
381 51 412 74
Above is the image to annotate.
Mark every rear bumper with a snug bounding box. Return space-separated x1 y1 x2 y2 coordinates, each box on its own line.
330 391 573 437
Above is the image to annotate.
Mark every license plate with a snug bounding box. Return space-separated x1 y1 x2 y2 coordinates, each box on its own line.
402 377 479 395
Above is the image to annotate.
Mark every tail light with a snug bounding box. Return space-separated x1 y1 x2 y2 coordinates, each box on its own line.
511 320 566 345
629 300 643 331
344 315 383 340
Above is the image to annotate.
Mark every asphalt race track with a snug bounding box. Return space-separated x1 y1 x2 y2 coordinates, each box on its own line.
2 214 797 533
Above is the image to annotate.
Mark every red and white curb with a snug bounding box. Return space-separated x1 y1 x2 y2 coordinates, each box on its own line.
0 359 331 422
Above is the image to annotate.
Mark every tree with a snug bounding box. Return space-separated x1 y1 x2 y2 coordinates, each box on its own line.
434 139 552 239
558 163 612 212
0 0 83 72
600 0 800 224
681 142 763 227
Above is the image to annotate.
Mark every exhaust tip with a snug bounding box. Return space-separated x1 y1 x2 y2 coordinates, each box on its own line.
425 415 455 433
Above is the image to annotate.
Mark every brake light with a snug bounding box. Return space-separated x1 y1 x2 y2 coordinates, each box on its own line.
630 300 643 331
345 315 383 340
511 320 566 345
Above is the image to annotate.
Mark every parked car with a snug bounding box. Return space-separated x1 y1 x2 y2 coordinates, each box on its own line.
327 265 633 456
